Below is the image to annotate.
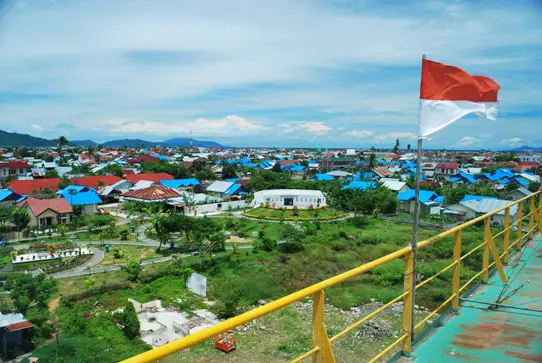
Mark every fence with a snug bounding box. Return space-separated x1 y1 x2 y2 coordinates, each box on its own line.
121 191 541 363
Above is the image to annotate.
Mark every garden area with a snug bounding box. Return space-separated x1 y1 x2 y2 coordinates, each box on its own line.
243 206 349 221
0 214 514 362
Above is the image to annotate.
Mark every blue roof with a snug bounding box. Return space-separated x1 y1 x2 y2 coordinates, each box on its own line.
398 189 439 203
225 178 242 182
341 181 377 191
451 172 477 184
151 154 168 161
224 183 243 195
312 174 334 181
159 179 201 188
461 195 497 202
62 191 102 206
515 177 529 186
0 190 14 202
56 185 87 195
434 196 445 203
290 165 307 172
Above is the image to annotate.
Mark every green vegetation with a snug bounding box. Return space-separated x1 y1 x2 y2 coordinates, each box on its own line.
244 206 348 221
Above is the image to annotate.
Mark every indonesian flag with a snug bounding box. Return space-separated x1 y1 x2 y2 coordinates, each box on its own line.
419 58 500 139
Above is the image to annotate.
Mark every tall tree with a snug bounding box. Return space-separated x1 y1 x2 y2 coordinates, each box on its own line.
369 153 376 169
5 274 57 315
57 136 69 149
407 144 411 152
393 139 400 154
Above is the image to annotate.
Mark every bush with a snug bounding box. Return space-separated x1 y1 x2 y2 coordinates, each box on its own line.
121 303 140 340
277 241 304 253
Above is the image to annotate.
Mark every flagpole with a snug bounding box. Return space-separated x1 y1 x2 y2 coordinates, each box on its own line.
410 54 426 342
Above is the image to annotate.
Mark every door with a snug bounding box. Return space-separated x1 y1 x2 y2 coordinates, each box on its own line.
284 198 294 206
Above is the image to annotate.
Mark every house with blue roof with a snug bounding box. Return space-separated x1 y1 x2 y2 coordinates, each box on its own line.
341 181 377 191
397 189 444 214
450 172 478 185
206 181 246 199
499 177 529 187
460 195 497 203
158 178 202 191
311 174 335 181
0 189 24 206
57 185 102 215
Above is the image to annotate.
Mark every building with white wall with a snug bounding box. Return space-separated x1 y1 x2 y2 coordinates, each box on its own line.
252 189 326 209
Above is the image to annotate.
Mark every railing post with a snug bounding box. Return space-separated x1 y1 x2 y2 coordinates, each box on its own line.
537 192 542 233
482 217 490 283
529 196 535 238
503 207 510 265
402 250 414 356
452 230 462 311
516 201 523 251
312 290 335 363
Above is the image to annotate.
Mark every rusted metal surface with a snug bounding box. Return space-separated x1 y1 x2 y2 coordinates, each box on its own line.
410 235 542 362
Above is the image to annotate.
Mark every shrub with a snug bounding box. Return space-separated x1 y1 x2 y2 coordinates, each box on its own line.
121 303 140 340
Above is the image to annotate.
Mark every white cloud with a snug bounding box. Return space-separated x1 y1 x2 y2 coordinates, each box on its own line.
280 121 332 135
31 124 43 133
375 132 417 141
342 129 375 138
501 137 523 147
456 136 479 147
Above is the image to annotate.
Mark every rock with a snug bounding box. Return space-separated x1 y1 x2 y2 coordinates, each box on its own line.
257 300 267 306
354 319 393 341
260 326 266 330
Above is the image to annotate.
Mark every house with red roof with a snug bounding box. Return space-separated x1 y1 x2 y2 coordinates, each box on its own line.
0 160 29 183
122 185 180 202
435 163 460 181
125 173 173 184
70 175 122 189
78 153 93 164
17 197 72 227
8 178 60 196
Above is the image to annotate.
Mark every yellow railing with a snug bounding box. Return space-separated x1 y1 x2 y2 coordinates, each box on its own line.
122 191 542 363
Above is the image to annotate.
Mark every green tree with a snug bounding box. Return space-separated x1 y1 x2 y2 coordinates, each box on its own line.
121 302 141 340
393 139 400 154
221 164 238 179
272 162 282 173
5 274 57 315
12 207 30 233
57 136 69 149
528 181 540 193
369 153 376 169
121 258 143 282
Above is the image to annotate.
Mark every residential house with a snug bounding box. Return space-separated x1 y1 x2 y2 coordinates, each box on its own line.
125 173 174 184
0 161 29 183
450 172 477 186
97 179 133 202
71 175 123 189
445 198 517 226
380 180 409 193
158 179 202 192
397 189 444 214
0 190 23 206
326 170 353 179
206 181 246 199
122 185 181 203
434 163 460 181
57 185 103 215
17 198 72 227
506 187 532 201
0 312 33 360
341 181 377 191
7 178 60 196
311 174 335 181
318 157 358 171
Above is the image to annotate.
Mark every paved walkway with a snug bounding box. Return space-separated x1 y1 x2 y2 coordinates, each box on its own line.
411 234 542 362
49 247 104 279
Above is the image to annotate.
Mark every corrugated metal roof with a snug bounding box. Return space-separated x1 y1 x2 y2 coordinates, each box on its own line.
207 181 235 193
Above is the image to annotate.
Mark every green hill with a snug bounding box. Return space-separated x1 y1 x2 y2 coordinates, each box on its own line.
0 130 56 147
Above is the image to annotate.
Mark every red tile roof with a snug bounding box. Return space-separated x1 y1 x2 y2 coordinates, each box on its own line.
123 185 180 200
0 160 29 169
125 173 173 183
18 197 72 216
7 320 33 332
279 160 299 166
8 178 60 195
436 163 459 169
71 175 122 188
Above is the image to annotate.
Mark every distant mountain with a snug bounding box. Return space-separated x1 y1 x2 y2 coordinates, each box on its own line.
0 130 225 149
510 145 542 152
0 130 56 147
162 137 224 148
70 140 97 147
103 139 160 147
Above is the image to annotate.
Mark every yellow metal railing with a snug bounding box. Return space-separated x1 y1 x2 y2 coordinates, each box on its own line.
122 191 542 363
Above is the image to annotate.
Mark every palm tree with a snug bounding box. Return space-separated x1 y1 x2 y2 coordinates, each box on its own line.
369 153 376 169
407 144 411 152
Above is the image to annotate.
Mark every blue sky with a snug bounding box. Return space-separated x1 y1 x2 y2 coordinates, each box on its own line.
0 0 541 149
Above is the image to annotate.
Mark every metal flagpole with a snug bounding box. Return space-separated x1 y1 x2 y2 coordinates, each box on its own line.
410 54 426 341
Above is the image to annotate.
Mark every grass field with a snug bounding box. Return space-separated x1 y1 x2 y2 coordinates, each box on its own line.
25 216 511 362
243 207 348 221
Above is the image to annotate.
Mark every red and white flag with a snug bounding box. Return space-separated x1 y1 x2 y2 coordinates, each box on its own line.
419 58 500 138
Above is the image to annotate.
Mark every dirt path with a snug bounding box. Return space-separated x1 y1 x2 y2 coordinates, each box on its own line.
48 297 60 313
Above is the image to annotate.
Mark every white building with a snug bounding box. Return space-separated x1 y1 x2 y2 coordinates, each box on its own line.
252 189 326 209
